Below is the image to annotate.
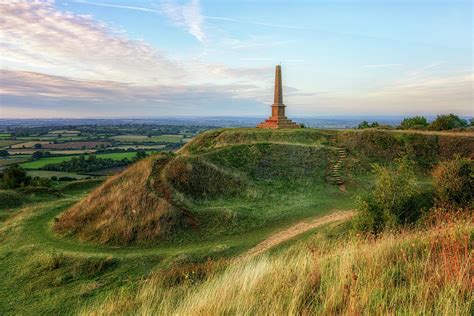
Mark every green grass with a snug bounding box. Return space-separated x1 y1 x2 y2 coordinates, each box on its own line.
20 152 142 169
27 170 91 179
111 134 183 143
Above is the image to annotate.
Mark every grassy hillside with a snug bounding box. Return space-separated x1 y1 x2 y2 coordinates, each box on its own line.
53 128 474 246
1 127 473 315
82 211 472 315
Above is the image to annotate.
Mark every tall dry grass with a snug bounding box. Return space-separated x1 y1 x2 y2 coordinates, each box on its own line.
82 210 473 315
54 155 188 245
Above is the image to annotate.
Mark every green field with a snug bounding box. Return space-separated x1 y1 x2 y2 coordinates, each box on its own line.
111 134 183 143
26 170 91 179
20 152 143 169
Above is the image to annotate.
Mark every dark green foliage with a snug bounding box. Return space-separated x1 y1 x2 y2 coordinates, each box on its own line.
0 150 9 157
0 190 25 209
32 151 43 160
399 133 438 169
429 114 468 131
353 158 433 234
135 150 148 160
30 177 52 187
1 165 31 189
41 154 128 173
399 116 429 130
358 121 379 129
432 157 473 208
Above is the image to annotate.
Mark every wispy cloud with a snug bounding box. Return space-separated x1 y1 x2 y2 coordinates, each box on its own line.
363 64 403 68
160 0 205 42
0 69 267 117
73 0 157 13
0 1 183 84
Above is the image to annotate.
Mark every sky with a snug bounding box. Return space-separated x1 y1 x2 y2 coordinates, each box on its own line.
0 0 473 118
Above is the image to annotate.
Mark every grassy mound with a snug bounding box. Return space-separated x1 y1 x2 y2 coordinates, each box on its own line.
54 155 190 245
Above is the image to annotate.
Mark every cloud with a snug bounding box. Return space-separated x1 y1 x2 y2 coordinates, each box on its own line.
160 0 205 42
293 73 474 115
0 69 267 117
363 64 403 68
0 1 183 85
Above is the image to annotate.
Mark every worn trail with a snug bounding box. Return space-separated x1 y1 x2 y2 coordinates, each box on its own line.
239 210 356 260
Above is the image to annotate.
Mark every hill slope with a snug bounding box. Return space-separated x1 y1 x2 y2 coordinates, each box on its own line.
54 128 474 246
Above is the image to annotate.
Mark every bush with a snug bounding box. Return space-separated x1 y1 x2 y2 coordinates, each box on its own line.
432 157 473 208
429 114 468 131
353 158 432 234
0 190 25 209
1 165 31 189
399 116 428 130
358 121 379 129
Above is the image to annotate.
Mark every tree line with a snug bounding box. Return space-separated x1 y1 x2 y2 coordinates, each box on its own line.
358 113 472 131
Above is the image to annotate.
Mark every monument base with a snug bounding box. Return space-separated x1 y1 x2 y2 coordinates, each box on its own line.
257 116 300 129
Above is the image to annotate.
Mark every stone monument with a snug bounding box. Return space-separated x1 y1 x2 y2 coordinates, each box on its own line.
257 65 300 129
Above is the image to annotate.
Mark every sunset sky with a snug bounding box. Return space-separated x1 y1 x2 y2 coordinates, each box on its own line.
1 0 472 118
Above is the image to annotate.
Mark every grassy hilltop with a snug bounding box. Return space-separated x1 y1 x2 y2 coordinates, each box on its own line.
0 127 472 315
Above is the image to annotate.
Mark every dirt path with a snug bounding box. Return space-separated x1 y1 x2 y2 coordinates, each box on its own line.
239 210 356 260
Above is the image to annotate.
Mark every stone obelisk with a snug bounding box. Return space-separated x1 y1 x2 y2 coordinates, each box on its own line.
257 65 299 129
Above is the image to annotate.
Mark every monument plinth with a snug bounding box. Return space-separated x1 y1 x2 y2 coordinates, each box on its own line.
257 65 300 129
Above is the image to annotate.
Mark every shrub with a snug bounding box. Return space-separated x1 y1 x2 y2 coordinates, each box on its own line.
358 121 379 129
0 190 25 209
2 165 31 189
432 157 473 208
399 116 428 129
353 158 432 234
429 114 468 131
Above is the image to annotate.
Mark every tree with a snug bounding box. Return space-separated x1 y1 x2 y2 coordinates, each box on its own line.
429 114 468 131
358 121 379 129
399 116 429 130
432 156 473 208
0 150 9 157
353 158 431 233
34 143 42 149
2 165 31 189
135 150 147 160
32 151 43 160
358 121 370 129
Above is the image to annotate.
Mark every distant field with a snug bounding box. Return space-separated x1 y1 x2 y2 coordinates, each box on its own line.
20 152 142 169
0 157 30 168
49 130 81 134
0 140 23 148
42 141 111 149
11 141 51 149
0 133 11 138
26 170 90 179
108 145 166 150
111 134 183 143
